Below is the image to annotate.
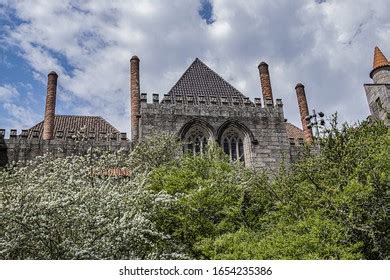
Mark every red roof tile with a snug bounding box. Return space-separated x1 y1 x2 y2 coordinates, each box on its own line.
373 46 390 70
285 122 304 140
28 115 120 139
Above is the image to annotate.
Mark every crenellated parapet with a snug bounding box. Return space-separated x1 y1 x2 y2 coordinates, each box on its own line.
139 92 285 119
0 129 131 166
138 91 289 173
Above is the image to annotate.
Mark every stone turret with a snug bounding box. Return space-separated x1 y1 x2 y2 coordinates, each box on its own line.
42 71 58 140
364 46 390 125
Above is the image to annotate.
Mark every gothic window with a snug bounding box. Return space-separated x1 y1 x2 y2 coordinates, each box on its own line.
183 126 209 155
221 128 245 162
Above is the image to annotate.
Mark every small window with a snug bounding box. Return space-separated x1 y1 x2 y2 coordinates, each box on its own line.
298 138 304 146
289 138 295 146
375 97 383 110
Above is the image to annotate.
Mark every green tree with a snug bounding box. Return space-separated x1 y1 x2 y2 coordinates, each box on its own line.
147 143 273 258
196 119 389 259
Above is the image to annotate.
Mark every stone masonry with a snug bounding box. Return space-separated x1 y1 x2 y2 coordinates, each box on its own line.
0 129 130 165
138 58 292 172
139 95 290 172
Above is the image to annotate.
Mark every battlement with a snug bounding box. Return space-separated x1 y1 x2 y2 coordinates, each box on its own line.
0 128 131 167
139 93 284 118
0 128 128 142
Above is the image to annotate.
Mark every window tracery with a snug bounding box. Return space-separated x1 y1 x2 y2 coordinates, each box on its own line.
221 128 245 162
183 126 209 155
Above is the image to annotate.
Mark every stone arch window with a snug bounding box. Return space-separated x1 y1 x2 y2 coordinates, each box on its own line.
183 126 210 155
221 128 246 162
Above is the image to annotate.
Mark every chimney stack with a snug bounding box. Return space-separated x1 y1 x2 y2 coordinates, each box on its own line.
42 71 58 140
130 55 140 142
258 62 274 106
295 83 313 143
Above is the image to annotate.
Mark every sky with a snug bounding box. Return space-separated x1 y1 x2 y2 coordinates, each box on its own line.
0 0 389 135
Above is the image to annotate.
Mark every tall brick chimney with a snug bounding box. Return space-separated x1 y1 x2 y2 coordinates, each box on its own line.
130 55 140 142
295 83 313 143
42 71 58 140
258 62 274 106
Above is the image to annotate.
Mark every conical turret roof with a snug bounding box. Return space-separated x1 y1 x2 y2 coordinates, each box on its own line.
371 46 390 78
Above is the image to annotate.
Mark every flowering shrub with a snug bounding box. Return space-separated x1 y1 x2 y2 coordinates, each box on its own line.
0 135 186 259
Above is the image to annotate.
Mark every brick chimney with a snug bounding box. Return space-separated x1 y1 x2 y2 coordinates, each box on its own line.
130 55 140 142
295 83 313 143
42 71 58 140
258 62 274 106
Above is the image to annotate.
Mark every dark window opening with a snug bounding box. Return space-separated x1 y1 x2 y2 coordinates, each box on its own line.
238 139 245 162
184 129 208 155
221 130 246 164
376 97 383 110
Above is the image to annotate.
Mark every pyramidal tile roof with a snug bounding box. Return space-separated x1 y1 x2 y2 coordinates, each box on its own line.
163 58 251 105
27 115 120 139
372 46 390 71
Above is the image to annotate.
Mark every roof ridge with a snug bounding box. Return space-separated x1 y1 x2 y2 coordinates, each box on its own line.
55 114 102 118
286 122 302 130
166 58 201 96
96 116 120 132
194 58 244 96
285 122 304 139
26 114 121 139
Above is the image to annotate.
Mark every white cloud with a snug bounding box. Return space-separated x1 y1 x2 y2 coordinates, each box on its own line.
0 84 18 101
0 0 389 133
3 102 41 129
208 21 231 38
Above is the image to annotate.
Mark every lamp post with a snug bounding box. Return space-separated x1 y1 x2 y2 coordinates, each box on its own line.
305 110 325 138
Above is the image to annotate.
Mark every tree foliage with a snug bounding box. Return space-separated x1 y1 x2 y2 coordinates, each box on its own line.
1 120 388 259
196 119 389 259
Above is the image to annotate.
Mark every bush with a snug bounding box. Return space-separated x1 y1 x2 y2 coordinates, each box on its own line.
0 136 187 259
1 120 388 259
195 119 389 259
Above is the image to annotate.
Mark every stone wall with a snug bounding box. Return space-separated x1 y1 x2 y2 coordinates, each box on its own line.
139 93 292 173
0 100 307 173
0 129 131 167
364 84 390 126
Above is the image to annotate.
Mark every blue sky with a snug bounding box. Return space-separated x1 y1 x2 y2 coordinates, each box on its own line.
0 0 389 135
